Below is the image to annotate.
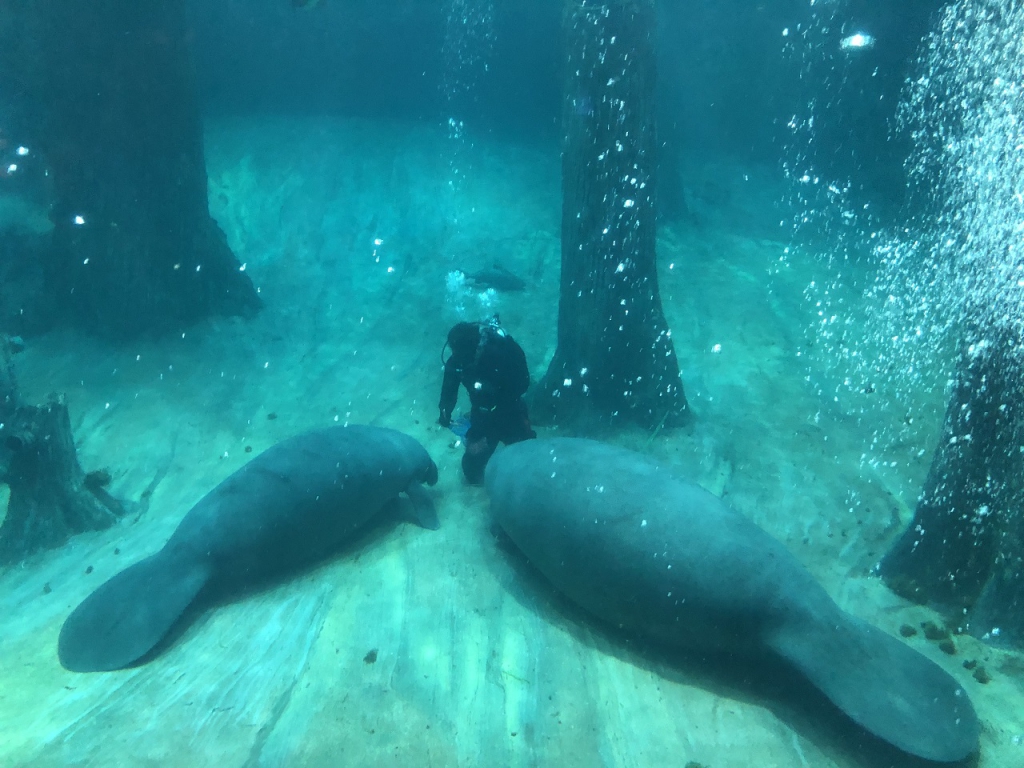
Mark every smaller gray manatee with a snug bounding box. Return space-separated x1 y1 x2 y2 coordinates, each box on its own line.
484 437 979 764
59 425 438 673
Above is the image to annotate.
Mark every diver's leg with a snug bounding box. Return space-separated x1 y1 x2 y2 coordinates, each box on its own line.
463 409 497 484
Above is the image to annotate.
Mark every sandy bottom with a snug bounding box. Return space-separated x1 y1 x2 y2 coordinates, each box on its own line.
1 117 1021 767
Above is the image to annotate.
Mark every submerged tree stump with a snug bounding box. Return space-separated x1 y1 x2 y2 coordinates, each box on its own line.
1 0 261 340
0 338 126 565
880 322 1024 647
532 0 688 430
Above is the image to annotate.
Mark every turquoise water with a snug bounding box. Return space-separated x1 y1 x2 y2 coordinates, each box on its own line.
0 1 1021 766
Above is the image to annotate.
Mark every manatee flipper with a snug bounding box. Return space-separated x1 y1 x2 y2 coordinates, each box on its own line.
404 484 440 530
766 612 980 762
58 552 211 672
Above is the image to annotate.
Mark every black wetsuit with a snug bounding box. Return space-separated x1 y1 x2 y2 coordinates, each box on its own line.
438 323 535 483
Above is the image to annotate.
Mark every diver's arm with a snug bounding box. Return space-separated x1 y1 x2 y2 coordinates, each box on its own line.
438 359 461 426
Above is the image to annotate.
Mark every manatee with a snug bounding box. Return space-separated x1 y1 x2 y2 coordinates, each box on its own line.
484 438 980 763
58 425 438 673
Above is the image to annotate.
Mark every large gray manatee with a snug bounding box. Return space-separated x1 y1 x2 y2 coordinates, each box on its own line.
59 425 438 673
485 438 979 763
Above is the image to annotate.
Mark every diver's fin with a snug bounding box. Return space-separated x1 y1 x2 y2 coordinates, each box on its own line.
404 483 440 530
765 611 979 762
58 551 211 672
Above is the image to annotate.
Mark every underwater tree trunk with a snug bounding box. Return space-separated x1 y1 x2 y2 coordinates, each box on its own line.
26 0 260 339
534 0 688 430
0 337 126 565
880 321 1024 647
0 336 18 424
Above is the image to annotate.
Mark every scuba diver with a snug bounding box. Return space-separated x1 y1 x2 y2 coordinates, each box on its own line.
438 316 536 483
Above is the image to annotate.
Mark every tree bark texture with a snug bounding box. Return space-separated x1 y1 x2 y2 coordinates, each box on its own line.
0 338 126 565
880 322 1024 647
533 0 688 431
4 0 260 339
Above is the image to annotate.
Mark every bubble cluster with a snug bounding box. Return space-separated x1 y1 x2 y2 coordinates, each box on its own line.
787 0 1024 459
899 1 1024 335
441 0 495 195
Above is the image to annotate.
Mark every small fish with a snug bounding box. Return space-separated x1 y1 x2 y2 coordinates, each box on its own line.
463 263 527 292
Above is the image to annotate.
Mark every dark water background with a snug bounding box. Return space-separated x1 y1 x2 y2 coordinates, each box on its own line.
187 0 943 210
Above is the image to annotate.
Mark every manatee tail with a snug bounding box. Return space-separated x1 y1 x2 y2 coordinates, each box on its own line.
58 551 211 672
765 611 979 762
